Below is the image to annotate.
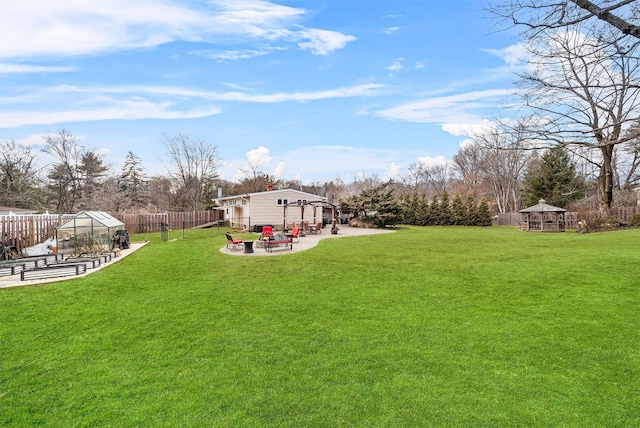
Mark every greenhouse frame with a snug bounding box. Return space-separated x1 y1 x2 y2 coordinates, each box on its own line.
56 211 125 252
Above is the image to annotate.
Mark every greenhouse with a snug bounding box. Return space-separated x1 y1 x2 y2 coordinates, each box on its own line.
57 211 125 253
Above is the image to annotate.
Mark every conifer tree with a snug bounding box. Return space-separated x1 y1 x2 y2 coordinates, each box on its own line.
451 194 466 225
523 148 585 208
476 198 494 226
438 191 451 225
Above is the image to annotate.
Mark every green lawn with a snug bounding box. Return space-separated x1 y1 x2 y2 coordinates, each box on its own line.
1 226 638 427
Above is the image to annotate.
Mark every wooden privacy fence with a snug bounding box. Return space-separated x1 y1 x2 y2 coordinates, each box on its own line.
112 211 223 234
496 207 639 227
1 214 75 254
1 211 222 253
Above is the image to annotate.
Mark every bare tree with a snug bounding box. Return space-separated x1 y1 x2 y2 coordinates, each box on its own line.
0 139 44 209
42 130 84 213
147 176 173 212
619 121 640 189
164 133 218 211
403 162 428 191
401 162 450 197
490 0 640 39
475 125 533 213
512 23 640 210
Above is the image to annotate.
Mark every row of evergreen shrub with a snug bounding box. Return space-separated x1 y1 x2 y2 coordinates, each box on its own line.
401 191 493 226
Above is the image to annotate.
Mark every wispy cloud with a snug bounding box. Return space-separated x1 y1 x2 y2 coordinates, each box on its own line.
381 26 400 35
297 28 357 56
373 89 512 136
0 83 384 128
386 58 404 75
0 63 79 74
0 0 356 60
0 102 222 128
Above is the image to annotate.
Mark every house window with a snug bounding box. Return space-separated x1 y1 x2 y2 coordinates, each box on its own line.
277 198 288 206
241 199 247 206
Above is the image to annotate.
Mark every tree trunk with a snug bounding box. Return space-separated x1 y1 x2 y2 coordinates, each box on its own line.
599 145 615 212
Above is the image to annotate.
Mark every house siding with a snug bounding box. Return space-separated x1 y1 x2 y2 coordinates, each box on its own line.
218 189 327 230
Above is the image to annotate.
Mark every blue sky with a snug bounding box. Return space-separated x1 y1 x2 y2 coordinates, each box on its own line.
0 0 522 183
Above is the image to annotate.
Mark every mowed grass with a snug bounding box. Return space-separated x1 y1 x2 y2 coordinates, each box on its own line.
1 226 638 427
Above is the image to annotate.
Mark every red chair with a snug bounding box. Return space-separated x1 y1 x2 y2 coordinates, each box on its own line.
290 227 300 242
262 226 273 239
225 232 243 251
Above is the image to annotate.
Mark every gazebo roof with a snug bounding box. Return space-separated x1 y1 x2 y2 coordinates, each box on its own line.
519 199 566 213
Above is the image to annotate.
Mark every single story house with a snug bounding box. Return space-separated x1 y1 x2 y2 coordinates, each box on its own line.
215 188 333 232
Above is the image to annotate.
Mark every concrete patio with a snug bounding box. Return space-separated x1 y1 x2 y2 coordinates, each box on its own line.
220 225 394 256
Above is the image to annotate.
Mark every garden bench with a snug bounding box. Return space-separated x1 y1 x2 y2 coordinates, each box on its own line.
21 264 87 281
0 263 26 276
264 235 293 252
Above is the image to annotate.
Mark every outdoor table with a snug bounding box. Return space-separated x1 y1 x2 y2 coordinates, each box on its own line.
243 240 255 254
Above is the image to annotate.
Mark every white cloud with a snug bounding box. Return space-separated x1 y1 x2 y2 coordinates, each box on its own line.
273 161 288 178
386 162 401 178
246 145 272 166
0 0 356 60
191 49 271 61
190 45 288 61
416 155 449 167
374 88 512 136
0 101 221 128
0 83 382 128
386 58 404 73
414 61 425 69
297 28 357 55
381 27 399 35
0 63 79 74
442 120 495 137
485 43 529 67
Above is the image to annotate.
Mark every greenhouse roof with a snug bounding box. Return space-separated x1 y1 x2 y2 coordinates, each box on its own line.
59 211 124 229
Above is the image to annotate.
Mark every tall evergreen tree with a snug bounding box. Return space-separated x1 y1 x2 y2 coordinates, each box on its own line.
438 191 451 225
119 151 149 209
78 151 109 209
450 194 466 225
523 148 585 208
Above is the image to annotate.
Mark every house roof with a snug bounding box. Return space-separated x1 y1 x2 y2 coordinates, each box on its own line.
217 188 324 202
519 199 567 213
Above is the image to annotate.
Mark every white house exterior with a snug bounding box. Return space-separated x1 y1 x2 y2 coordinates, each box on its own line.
215 188 330 231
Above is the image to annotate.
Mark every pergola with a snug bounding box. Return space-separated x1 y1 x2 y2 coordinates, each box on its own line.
519 199 567 232
281 200 338 233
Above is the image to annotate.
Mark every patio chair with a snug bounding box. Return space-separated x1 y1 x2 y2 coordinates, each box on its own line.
289 227 300 242
262 225 273 239
315 222 323 233
225 232 243 251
